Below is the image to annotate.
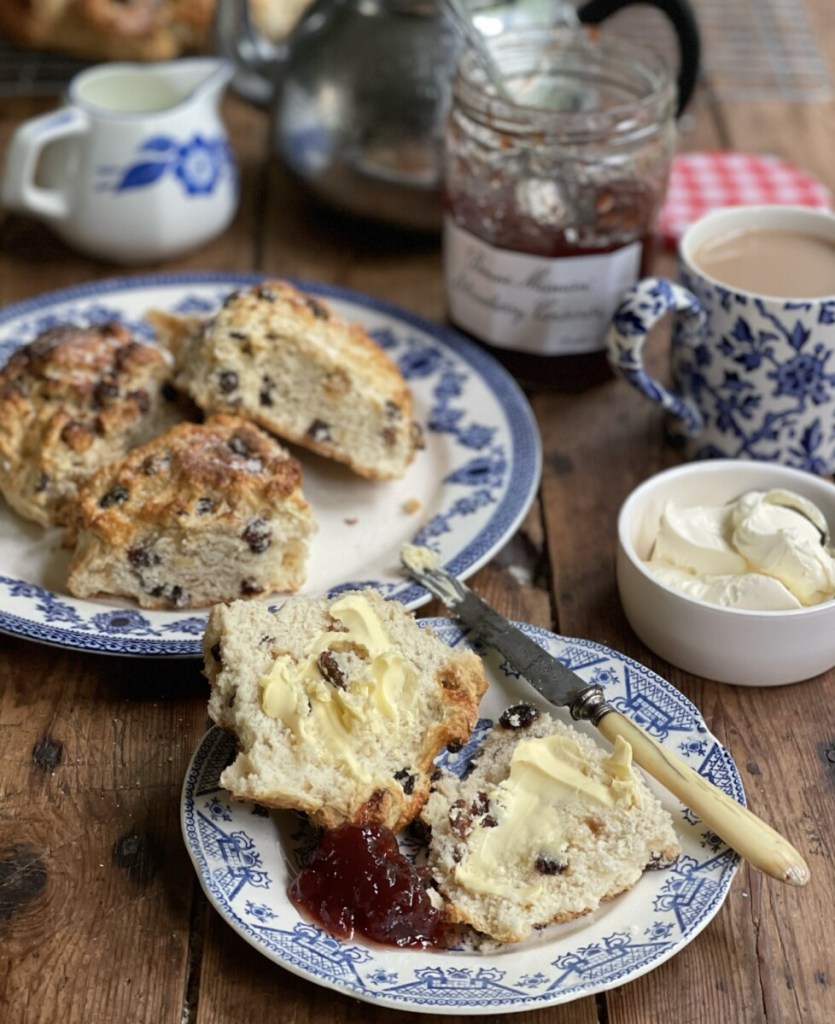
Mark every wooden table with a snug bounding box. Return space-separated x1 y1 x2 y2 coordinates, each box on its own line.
1 4 834 1021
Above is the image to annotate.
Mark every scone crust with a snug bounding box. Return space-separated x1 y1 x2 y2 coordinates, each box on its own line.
0 322 172 527
203 590 489 832
66 413 315 609
157 280 422 480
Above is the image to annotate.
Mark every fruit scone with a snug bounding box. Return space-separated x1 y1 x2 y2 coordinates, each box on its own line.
66 413 315 609
0 322 173 527
204 588 489 832
421 703 681 944
149 280 423 479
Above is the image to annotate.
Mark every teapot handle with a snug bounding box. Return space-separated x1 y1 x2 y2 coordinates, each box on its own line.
576 0 700 115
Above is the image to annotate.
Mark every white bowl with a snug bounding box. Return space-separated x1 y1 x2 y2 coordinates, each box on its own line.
617 461 835 686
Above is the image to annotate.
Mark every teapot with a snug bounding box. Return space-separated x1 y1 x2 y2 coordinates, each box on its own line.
1 58 238 263
217 0 700 233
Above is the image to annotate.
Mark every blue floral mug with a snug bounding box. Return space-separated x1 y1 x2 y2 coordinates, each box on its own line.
607 205 835 475
1 59 239 264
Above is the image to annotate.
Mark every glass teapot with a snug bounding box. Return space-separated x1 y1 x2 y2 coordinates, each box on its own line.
216 0 700 232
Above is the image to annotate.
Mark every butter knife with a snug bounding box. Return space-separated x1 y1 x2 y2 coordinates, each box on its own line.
401 547 810 887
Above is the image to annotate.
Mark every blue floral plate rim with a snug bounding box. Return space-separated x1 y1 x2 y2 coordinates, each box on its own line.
0 272 541 657
181 620 741 1014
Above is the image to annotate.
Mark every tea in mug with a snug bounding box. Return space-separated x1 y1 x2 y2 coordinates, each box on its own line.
692 227 835 298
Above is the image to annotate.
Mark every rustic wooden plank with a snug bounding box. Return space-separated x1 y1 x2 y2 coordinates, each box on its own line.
0 637 210 1024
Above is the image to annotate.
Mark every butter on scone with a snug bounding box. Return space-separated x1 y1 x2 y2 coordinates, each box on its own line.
0 322 173 527
421 705 680 944
204 589 489 832
66 414 315 609
151 280 423 479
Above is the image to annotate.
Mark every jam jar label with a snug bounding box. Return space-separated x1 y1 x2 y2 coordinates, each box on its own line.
444 217 642 356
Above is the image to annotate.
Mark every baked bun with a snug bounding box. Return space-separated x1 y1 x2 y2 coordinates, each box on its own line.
66 413 315 609
421 704 680 944
0 0 310 62
204 589 489 831
0 322 173 528
152 280 423 480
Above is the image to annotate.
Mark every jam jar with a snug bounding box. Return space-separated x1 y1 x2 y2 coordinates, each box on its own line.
443 27 677 391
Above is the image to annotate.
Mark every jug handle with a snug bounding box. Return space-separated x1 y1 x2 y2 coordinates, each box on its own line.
1 107 88 223
213 0 288 93
577 0 700 115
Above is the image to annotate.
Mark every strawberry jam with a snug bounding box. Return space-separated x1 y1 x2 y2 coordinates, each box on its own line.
288 822 441 948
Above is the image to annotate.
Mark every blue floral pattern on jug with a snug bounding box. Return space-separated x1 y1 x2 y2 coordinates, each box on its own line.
608 270 835 475
97 134 237 196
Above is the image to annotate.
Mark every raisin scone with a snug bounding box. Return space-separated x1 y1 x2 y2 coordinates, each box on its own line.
151 280 423 479
0 322 174 528
421 704 681 944
66 414 315 609
204 589 489 832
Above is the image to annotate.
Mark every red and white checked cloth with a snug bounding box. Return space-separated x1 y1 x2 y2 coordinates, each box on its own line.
657 151 832 249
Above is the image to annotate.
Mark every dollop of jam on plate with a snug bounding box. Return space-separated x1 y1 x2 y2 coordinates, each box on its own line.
288 822 441 948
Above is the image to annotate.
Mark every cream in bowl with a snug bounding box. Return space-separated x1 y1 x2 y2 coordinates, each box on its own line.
617 461 835 686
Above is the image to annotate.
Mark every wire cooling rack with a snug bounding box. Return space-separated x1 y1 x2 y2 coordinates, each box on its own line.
0 0 832 101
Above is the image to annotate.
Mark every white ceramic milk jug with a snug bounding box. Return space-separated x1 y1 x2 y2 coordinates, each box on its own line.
1 58 239 264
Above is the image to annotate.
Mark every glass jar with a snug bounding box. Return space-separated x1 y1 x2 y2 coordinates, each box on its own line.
443 27 677 391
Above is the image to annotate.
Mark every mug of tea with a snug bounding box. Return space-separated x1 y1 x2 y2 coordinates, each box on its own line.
607 204 835 475
1 59 239 264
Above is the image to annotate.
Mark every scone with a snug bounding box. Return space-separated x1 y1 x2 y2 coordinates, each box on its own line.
204 589 489 831
0 322 173 528
152 280 423 479
421 704 680 944
66 414 315 609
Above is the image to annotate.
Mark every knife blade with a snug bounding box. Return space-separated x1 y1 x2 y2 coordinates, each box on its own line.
401 546 810 886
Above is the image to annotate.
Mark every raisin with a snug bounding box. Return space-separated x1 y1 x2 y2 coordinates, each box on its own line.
259 376 275 407
227 435 249 456
482 815 498 828
229 330 247 340
382 426 397 446
161 381 178 402
170 585 185 606
449 799 472 840
385 400 402 420
127 389 150 413
240 578 264 596
128 546 159 569
318 650 346 688
195 497 215 514
210 641 222 663
35 473 50 492
93 379 120 407
534 854 566 876
217 370 238 394
470 792 490 816
499 703 541 729
306 419 331 442
242 518 271 553
394 768 417 795
305 297 329 320
60 420 93 452
99 484 129 508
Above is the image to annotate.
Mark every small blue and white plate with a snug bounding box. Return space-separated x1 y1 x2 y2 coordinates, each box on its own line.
0 273 541 656
181 622 742 1015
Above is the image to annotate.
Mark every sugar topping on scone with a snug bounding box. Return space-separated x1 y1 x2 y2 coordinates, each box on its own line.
152 279 423 480
204 589 489 832
66 413 315 609
421 704 680 944
0 322 174 527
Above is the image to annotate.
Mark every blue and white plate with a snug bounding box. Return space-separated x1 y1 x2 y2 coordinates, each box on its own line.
181 621 742 1014
0 273 541 656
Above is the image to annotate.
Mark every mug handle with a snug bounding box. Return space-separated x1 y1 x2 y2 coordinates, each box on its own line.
606 278 707 437
1 106 88 223
577 0 701 114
